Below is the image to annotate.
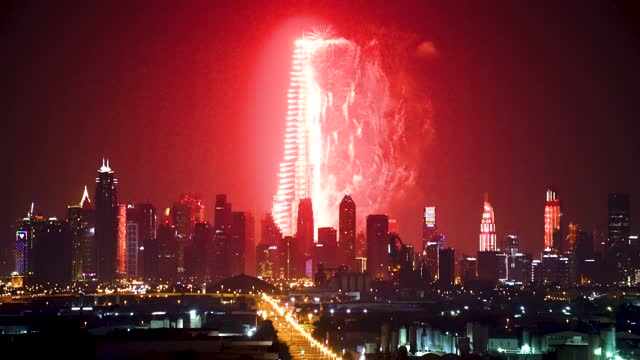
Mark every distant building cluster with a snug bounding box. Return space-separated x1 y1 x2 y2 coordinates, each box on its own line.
7 158 639 294
11 159 254 288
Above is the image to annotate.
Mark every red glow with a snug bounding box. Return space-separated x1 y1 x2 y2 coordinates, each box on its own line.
479 193 497 251
544 189 560 249
117 204 127 275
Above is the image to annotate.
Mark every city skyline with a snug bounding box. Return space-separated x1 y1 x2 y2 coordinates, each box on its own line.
3 1 640 261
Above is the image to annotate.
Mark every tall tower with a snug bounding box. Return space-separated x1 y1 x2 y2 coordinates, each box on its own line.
422 206 438 253
608 193 630 243
296 198 314 255
366 214 389 280
125 203 156 279
272 38 315 237
213 194 232 280
95 158 118 283
544 189 561 249
479 193 497 252
68 186 96 282
231 211 247 276
339 194 356 268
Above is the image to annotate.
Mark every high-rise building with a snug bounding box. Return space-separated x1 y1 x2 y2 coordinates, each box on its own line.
94 158 118 283
230 212 247 276
116 204 127 277
261 213 282 246
296 198 314 255
145 222 178 281
339 194 356 269
125 203 156 279
506 235 518 256
244 212 256 276
608 193 630 243
459 256 477 285
477 251 501 283
271 38 315 238
32 217 72 285
366 214 389 280
256 243 274 280
424 234 444 281
15 216 36 277
68 186 96 282
315 227 338 269
422 206 437 254
544 189 561 250
566 221 578 252
438 248 455 286
258 213 282 279
212 194 232 281
509 253 532 285
172 193 205 274
541 250 569 287
479 194 497 252
190 222 213 280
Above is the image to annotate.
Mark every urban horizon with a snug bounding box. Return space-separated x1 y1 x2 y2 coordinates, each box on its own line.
2 1 640 359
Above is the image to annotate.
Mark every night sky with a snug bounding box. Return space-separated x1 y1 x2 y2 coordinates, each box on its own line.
2 0 640 263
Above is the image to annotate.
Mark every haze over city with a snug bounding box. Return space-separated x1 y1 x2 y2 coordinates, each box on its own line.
1 2 640 359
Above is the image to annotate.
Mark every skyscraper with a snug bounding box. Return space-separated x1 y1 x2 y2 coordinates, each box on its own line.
15 215 35 277
230 211 247 276
296 198 314 255
68 186 96 282
422 206 437 254
424 234 445 281
172 193 205 273
244 212 256 276
261 213 282 247
339 194 356 269
125 203 156 279
32 217 72 285
438 248 455 286
608 193 630 243
366 214 389 280
212 194 232 281
544 189 561 249
315 227 338 269
116 204 127 277
506 234 519 256
479 193 497 252
190 222 213 280
271 39 314 237
94 158 118 283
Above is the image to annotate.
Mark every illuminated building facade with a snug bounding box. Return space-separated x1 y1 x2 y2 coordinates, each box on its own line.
68 186 96 282
94 158 118 283
272 38 314 237
125 203 155 279
338 194 356 269
212 194 232 281
15 218 34 276
460 256 477 284
422 206 437 254
479 194 497 252
424 234 444 281
296 198 314 255
172 193 205 273
607 193 630 243
544 189 561 249
117 204 127 277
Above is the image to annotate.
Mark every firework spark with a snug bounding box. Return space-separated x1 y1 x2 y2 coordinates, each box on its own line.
272 26 432 239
